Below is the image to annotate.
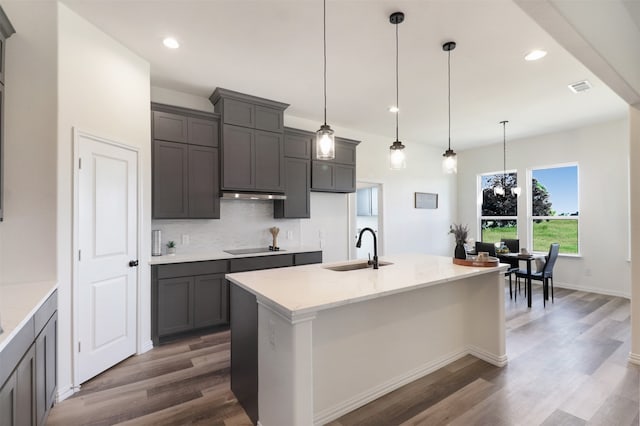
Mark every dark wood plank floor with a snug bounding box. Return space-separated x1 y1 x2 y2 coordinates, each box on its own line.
48 284 639 425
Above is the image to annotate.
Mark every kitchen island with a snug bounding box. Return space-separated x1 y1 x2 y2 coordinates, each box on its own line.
226 254 508 426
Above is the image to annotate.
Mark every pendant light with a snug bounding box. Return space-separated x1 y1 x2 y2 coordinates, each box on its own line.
493 120 519 196
442 41 457 174
389 12 406 170
316 0 335 160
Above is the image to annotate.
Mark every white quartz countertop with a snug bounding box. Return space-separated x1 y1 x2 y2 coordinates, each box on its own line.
148 246 322 265
226 253 508 318
0 280 58 352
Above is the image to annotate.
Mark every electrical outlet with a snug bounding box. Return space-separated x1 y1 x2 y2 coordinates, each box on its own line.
319 230 324 239
268 319 276 347
182 234 189 245
287 230 293 240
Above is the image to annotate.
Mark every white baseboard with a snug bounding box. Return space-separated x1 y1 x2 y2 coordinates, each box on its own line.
138 339 154 354
553 281 630 299
313 348 470 425
628 352 640 365
56 384 77 402
467 344 508 367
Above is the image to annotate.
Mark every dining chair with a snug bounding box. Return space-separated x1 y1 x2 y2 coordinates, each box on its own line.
476 241 517 300
500 238 521 298
515 243 560 307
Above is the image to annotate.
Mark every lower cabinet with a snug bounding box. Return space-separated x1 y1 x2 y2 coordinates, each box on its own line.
152 252 322 345
0 291 57 426
157 274 228 339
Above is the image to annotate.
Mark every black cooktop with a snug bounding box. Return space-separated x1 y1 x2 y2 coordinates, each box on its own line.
223 247 285 255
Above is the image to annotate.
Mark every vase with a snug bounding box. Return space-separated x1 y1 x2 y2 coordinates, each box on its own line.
454 243 466 260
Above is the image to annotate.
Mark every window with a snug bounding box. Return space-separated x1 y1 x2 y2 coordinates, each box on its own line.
530 165 579 255
479 172 518 243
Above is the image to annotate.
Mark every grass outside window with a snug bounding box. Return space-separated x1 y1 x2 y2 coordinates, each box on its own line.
532 219 578 254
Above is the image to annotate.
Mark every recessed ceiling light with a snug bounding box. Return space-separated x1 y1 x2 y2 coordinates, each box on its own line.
524 49 547 61
389 106 399 113
163 37 180 49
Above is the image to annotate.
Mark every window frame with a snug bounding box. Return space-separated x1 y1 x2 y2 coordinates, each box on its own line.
477 170 519 243
527 162 581 256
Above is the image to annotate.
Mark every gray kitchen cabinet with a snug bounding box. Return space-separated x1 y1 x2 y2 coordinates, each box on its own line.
15 345 35 426
152 103 220 220
152 111 188 144
152 251 322 345
211 88 288 194
254 130 284 191
0 290 57 426
275 128 312 219
35 313 57 426
153 140 189 218
221 125 284 192
152 259 230 345
194 274 229 328
0 7 14 222
274 158 310 218
221 124 254 190
188 145 220 218
311 137 359 193
0 369 17 426
157 276 194 337
211 88 287 133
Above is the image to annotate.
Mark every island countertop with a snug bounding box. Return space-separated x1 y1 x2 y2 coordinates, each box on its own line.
226 253 508 318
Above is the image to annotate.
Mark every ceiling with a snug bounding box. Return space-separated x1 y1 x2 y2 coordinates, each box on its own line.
61 0 632 151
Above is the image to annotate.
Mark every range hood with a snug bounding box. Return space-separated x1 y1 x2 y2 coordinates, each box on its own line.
221 192 286 201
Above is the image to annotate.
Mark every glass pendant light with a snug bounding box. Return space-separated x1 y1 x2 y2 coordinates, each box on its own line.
442 41 457 174
389 12 406 170
316 0 335 160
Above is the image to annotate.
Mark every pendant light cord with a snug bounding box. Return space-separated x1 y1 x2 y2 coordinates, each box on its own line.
323 0 327 126
395 19 399 142
447 49 451 151
502 121 507 184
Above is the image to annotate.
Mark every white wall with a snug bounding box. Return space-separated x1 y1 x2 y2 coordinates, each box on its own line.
0 1 57 284
57 3 151 399
457 118 630 298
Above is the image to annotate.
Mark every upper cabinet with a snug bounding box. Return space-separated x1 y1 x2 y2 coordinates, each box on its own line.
0 6 15 222
274 128 312 219
210 88 288 193
311 137 360 193
151 103 220 219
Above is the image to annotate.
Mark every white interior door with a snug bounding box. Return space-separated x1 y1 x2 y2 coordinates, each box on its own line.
76 132 138 384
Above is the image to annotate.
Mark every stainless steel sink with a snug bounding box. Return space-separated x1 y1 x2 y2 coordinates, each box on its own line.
324 261 393 272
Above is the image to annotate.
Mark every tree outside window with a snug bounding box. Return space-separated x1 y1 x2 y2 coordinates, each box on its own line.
531 165 579 254
480 172 518 243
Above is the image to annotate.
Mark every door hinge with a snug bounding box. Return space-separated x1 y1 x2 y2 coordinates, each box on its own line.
78 341 81 352
79 158 82 169
78 250 81 261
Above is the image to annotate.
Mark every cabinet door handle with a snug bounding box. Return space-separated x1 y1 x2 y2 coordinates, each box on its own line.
129 260 139 267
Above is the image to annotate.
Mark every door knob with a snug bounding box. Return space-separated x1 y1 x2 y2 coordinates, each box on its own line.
128 260 139 267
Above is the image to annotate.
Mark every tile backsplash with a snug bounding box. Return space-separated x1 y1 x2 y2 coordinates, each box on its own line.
152 200 303 255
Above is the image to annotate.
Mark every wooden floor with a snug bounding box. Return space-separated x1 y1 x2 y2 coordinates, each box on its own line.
48 284 639 425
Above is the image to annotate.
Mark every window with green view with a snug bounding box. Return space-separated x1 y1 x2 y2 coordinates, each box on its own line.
530 165 579 255
479 172 518 243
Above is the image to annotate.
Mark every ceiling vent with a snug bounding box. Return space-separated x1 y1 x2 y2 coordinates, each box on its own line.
568 80 592 93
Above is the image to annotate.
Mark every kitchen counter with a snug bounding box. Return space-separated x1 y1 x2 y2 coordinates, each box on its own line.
148 245 321 265
0 280 57 352
226 253 508 318
227 253 508 426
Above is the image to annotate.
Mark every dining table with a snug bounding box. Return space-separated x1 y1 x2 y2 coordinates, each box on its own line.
497 252 546 308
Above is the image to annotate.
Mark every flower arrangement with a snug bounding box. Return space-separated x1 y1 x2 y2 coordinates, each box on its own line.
448 223 469 246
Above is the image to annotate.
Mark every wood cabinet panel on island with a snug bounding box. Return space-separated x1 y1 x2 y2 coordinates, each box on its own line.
151 104 220 220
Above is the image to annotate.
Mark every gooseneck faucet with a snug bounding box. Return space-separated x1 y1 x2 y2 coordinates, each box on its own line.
356 227 379 269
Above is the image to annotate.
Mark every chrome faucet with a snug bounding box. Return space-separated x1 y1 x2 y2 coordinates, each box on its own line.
356 227 378 269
